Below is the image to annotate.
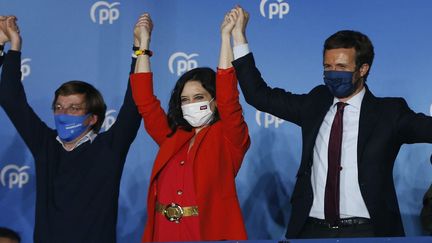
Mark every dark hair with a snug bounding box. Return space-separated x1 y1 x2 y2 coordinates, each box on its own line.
52 81 107 133
324 30 375 81
0 227 21 242
167 67 220 136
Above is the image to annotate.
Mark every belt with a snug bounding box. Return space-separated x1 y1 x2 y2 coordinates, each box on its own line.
307 217 371 229
155 202 199 222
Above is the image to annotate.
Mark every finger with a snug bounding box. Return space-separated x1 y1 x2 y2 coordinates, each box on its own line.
137 21 151 27
138 15 150 20
224 12 231 21
229 14 236 21
228 14 236 23
229 10 238 19
6 16 17 23
6 18 14 28
136 19 149 24
239 9 244 18
139 14 151 20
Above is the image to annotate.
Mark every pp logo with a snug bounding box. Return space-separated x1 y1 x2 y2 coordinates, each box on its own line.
21 58 31 81
168 52 199 76
101 109 117 132
0 164 30 189
256 111 284 128
90 1 120 24
260 0 290 19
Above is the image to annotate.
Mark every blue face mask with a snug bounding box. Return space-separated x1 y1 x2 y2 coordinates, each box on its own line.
323 71 356 98
54 114 91 142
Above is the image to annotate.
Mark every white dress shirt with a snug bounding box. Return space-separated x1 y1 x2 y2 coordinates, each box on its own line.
309 88 370 219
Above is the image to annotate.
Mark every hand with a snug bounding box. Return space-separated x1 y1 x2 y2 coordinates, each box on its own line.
232 5 249 45
134 13 153 49
4 16 21 51
220 9 237 38
0 16 9 45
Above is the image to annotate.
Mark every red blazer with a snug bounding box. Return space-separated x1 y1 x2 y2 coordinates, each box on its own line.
130 67 250 242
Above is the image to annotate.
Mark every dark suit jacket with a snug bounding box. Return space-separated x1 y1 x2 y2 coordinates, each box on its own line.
232 53 432 238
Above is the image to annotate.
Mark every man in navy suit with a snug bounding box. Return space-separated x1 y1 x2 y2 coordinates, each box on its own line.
228 6 432 238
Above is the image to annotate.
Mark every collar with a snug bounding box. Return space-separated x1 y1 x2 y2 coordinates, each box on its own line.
56 130 97 151
332 87 366 111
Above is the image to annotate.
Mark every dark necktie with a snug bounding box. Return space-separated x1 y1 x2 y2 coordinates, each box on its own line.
324 102 347 224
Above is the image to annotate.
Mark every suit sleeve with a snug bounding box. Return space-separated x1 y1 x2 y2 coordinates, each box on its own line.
394 98 432 144
232 52 308 125
130 72 171 146
216 67 250 172
0 51 55 158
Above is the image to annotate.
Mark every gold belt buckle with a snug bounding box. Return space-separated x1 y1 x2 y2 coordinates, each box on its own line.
163 203 184 222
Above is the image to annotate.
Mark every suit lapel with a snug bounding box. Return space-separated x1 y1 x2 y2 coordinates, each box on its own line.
357 87 379 165
302 90 334 169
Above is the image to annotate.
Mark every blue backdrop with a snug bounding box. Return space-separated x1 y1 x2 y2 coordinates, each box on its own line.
0 1 431 242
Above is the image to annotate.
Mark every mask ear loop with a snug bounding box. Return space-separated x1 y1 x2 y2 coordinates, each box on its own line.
208 97 216 111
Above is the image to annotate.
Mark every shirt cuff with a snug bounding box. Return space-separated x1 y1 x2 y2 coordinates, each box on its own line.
233 43 250 60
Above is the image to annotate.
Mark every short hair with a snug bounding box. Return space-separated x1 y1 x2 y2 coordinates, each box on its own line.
52 81 107 133
324 30 375 81
167 67 220 137
0 227 21 242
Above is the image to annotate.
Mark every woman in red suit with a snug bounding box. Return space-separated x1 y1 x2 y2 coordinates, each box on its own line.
129 9 250 242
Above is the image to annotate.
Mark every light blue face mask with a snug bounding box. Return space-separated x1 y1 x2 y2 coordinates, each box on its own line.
323 71 356 98
54 114 90 142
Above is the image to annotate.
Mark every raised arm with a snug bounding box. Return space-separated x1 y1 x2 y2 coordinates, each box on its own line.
216 7 250 171
134 13 152 73
106 18 145 153
218 9 236 69
130 14 171 145
231 6 305 125
0 16 55 157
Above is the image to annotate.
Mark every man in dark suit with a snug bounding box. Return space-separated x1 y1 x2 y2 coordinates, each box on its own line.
228 6 432 239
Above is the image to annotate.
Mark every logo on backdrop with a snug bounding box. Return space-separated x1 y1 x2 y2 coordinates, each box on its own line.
0 164 30 189
101 109 117 132
256 110 284 128
90 1 120 24
21 58 31 81
260 0 290 19
168 52 199 76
